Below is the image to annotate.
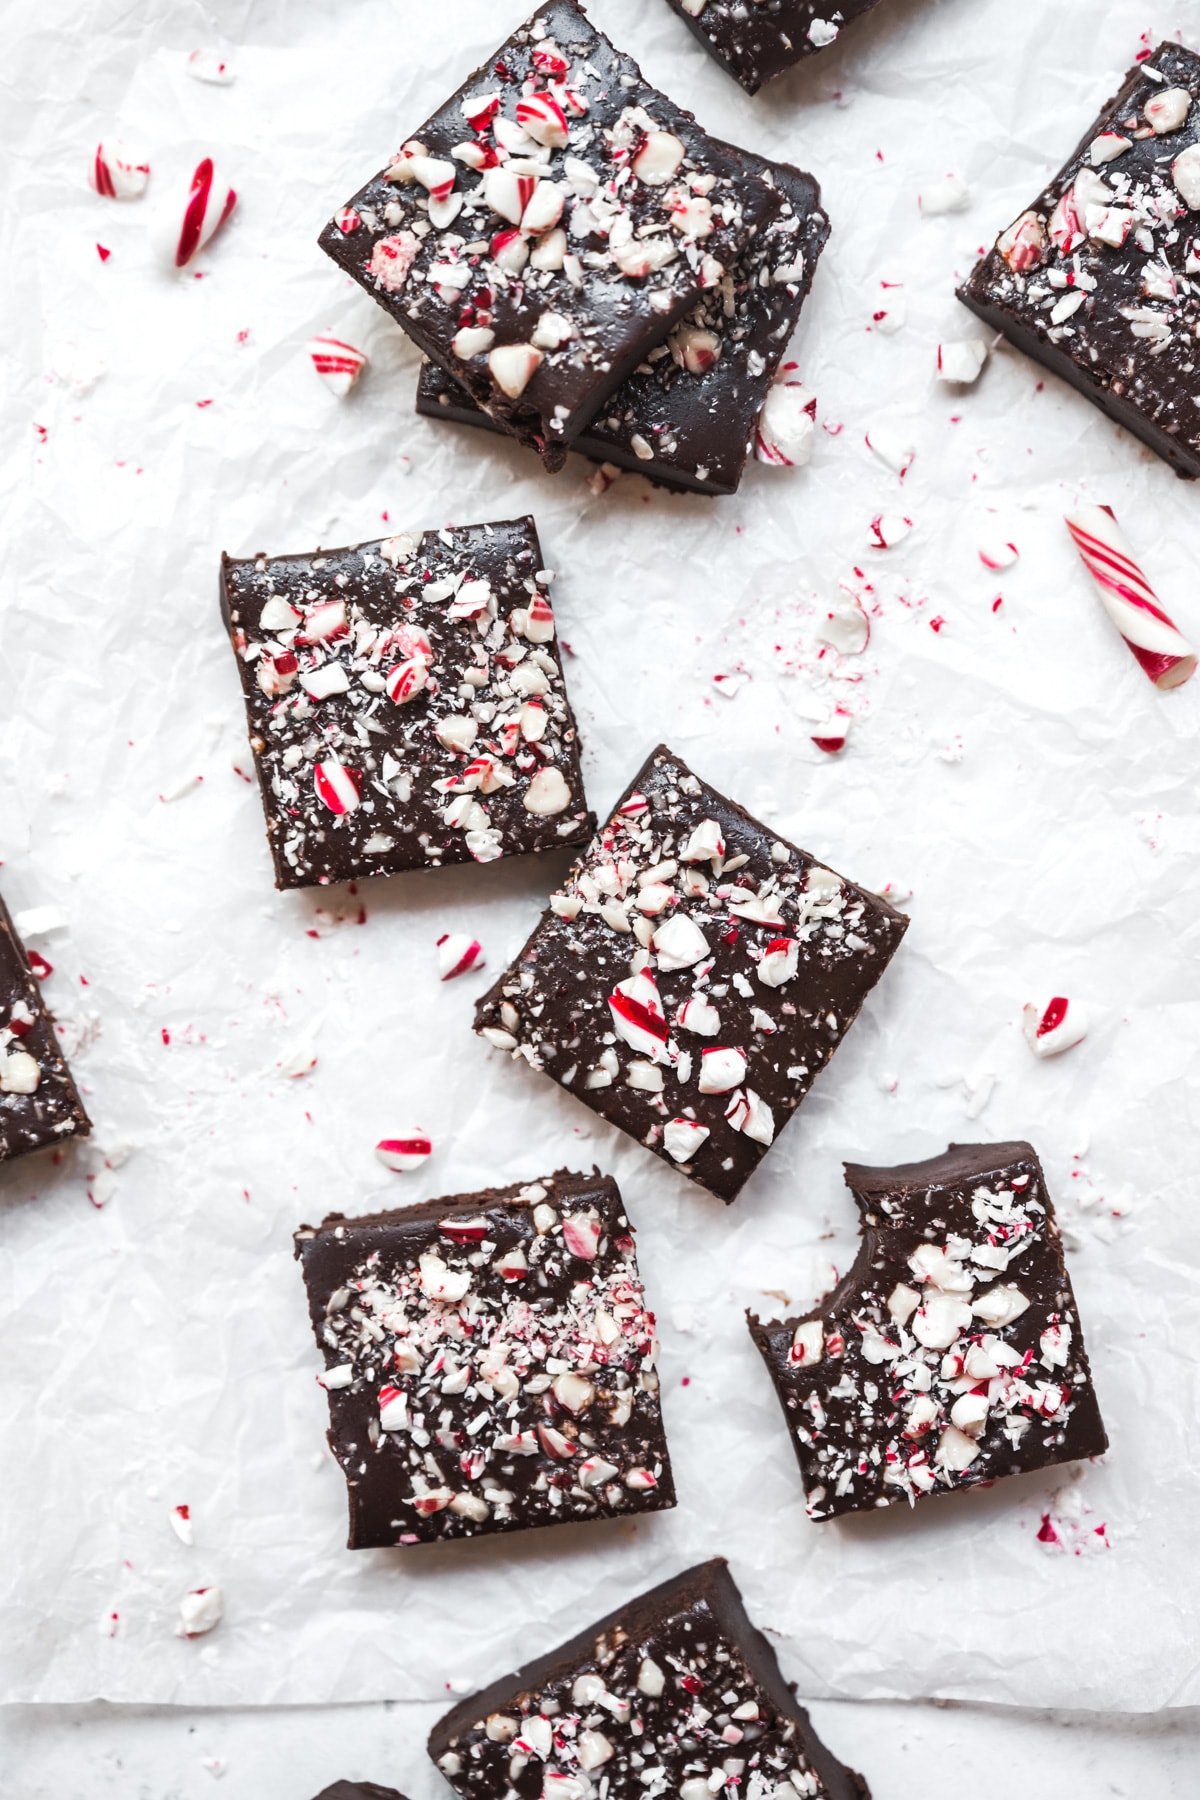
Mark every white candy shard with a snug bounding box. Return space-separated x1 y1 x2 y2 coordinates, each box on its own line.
919 173 970 215
179 1586 223 1637
187 48 235 84
1173 142 1200 209
663 1116 711 1163
698 1046 747 1093
937 339 989 384
523 766 571 815
865 425 915 477
755 381 816 466
489 343 543 398
1145 87 1192 134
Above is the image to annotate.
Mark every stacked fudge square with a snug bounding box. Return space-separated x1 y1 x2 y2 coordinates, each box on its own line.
319 0 830 494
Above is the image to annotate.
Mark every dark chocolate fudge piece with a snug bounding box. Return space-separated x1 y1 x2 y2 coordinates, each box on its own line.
663 0 886 95
220 517 594 890
313 1785 408 1800
429 1558 871 1800
474 746 907 1205
318 0 780 469
749 1142 1108 1521
295 1170 675 1549
959 43 1200 480
417 154 830 496
0 893 90 1164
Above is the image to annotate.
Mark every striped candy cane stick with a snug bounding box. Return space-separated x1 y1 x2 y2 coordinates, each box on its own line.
1064 504 1196 690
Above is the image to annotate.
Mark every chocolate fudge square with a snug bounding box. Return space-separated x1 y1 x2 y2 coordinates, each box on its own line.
959 43 1200 480
314 1785 408 1800
417 153 829 496
220 517 594 890
749 1142 1109 1522
295 1170 675 1549
429 1558 871 1800
663 0 886 95
474 746 907 1205
0 893 90 1164
318 0 780 470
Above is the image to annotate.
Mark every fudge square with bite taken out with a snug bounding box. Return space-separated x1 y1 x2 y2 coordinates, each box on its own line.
748 1142 1109 1521
416 150 831 496
0 892 91 1165
959 42 1200 480
428 1558 872 1800
474 746 908 1204
662 0 886 96
219 517 594 890
294 1170 675 1549
318 0 781 470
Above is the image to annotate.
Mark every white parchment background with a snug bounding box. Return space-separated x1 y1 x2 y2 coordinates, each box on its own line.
2 0 1198 1716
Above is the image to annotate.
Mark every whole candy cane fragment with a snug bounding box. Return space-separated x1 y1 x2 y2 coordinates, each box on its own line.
1065 504 1196 690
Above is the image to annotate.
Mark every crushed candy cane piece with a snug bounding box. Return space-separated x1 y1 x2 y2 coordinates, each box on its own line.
307 335 367 396
376 1135 433 1173
1023 996 1088 1058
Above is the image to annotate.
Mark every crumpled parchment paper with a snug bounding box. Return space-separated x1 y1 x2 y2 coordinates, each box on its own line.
2 0 1198 1714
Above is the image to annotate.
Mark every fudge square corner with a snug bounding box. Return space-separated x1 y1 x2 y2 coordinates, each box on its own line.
958 41 1200 481
474 745 908 1203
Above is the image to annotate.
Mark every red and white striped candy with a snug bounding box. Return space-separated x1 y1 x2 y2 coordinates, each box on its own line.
1064 504 1196 690
92 140 150 201
461 91 501 132
1022 996 1088 1058
524 591 555 642
307 335 367 397
386 657 429 705
378 1386 409 1430
562 1210 601 1259
437 933 484 980
608 971 669 1062
314 761 362 814
375 1134 432 1173
483 166 539 225
532 44 569 78
515 91 569 148
152 158 236 269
